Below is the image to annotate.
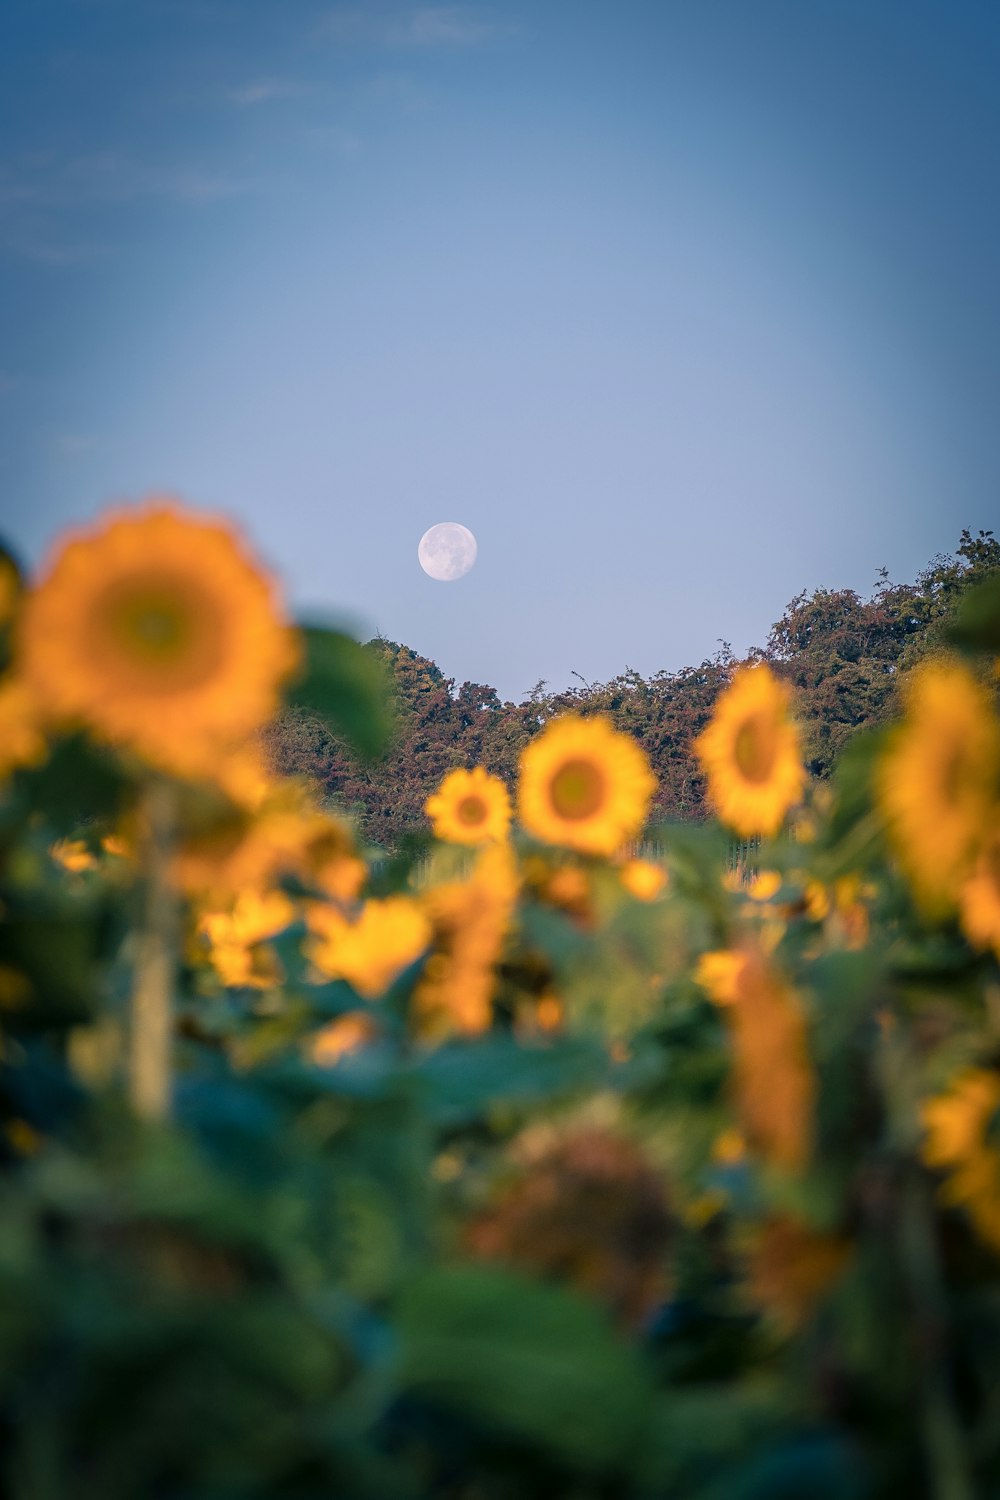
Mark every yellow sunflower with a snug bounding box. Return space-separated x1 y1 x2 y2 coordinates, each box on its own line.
306 895 430 999
878 660 1000 912
619 857 668 901
425 766 512 844
695 664 805 838
696 945 814 1172
923 1068 1000 1252
518 714 656 856
960 831 1000 960
18 501 298 774
416 843 519 1038
197 887 295 990
309 1011 378 1066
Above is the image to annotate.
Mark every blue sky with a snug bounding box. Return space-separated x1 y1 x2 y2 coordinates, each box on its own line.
1 1 997 699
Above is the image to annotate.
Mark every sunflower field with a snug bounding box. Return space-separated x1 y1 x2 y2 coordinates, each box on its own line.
2 500 1000 1500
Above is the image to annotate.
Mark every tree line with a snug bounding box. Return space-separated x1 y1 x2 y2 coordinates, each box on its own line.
266 528 999 849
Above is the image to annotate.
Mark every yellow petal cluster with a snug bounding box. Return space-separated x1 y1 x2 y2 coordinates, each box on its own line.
923 1069 1000 1252
695 664 805 838
878 660 1000 912
306 895 430 999
696 945 814 1172
198 887 295 990
18 501 298 776
426 766 512 844
518 714 655 856
416 843 519 1037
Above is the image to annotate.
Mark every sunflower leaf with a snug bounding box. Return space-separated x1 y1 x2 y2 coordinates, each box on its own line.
288 626 392 760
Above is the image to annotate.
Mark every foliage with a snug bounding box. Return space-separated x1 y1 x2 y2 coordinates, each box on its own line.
1 502 1000 1499
267 531 1000 847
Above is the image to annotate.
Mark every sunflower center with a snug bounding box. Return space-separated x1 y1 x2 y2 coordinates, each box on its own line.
549 758 607 821
90 573 225 693
734 714 777 785
456 795 488 827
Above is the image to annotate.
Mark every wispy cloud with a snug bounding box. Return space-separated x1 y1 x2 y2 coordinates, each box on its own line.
0 151 257 210
320 4 509 49
227 77 310 108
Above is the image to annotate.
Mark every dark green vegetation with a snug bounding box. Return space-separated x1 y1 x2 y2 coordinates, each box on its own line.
269 529 1000 847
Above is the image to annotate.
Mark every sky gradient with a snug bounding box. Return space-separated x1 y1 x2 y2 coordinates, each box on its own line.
2 0 997 699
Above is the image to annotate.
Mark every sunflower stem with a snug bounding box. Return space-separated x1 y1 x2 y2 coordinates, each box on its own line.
129 777 178 1121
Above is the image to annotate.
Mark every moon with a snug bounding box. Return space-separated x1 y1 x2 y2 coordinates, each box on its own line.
418 522 478 582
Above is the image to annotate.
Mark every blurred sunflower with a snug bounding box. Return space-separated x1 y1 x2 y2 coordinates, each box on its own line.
425 766 511 844
745 1217 850 1330
466 1125 674 1329
923 1068 1000 1251
417 842 519 1037
695 664 804 837
960 831 1000 960
197 887 295 990
18 501 298 774
619 857 668 901
878 660 1000 912
696 945 814 1172
309 1011 378 1066
306 895 430 999
518 714 655 855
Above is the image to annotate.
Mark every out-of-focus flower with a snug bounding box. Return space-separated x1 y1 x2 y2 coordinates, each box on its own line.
0 677 47 779
309 1011 378 1066
425 766 511 845
620 857 668 901
959 831 1000 961
18 501 298 775
197 887 295 989
306 895 430 999
804 874 871 949
878 660 1000 912
747 869 781 902
696 945 814 1172
175 765 363 905
746 1217 850 1329
518 714 655 856
50 837 97 873
923 1068 1000 1252
416 843 518 1037
466 1126 674 1330
695 664 805 838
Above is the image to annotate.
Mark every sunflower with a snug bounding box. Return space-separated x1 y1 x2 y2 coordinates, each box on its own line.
518 714 655 856
960 831 1000 960
923 1068 1000 1252
309 1011 378 1066
197 887 295 990
306 895 430 999
745 1217 850 1330
878 660 1000 912
695 664 804 838
416 843 519 1038
425 766 511 845
619 858 668 902
696 945 814 1172
18 501 298 774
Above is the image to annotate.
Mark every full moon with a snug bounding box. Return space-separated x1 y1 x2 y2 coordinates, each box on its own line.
418 522 478 582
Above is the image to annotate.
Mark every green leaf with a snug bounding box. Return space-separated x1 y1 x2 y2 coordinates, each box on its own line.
287 626 392 760
395 1264 653 1472
947 572 1000 654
